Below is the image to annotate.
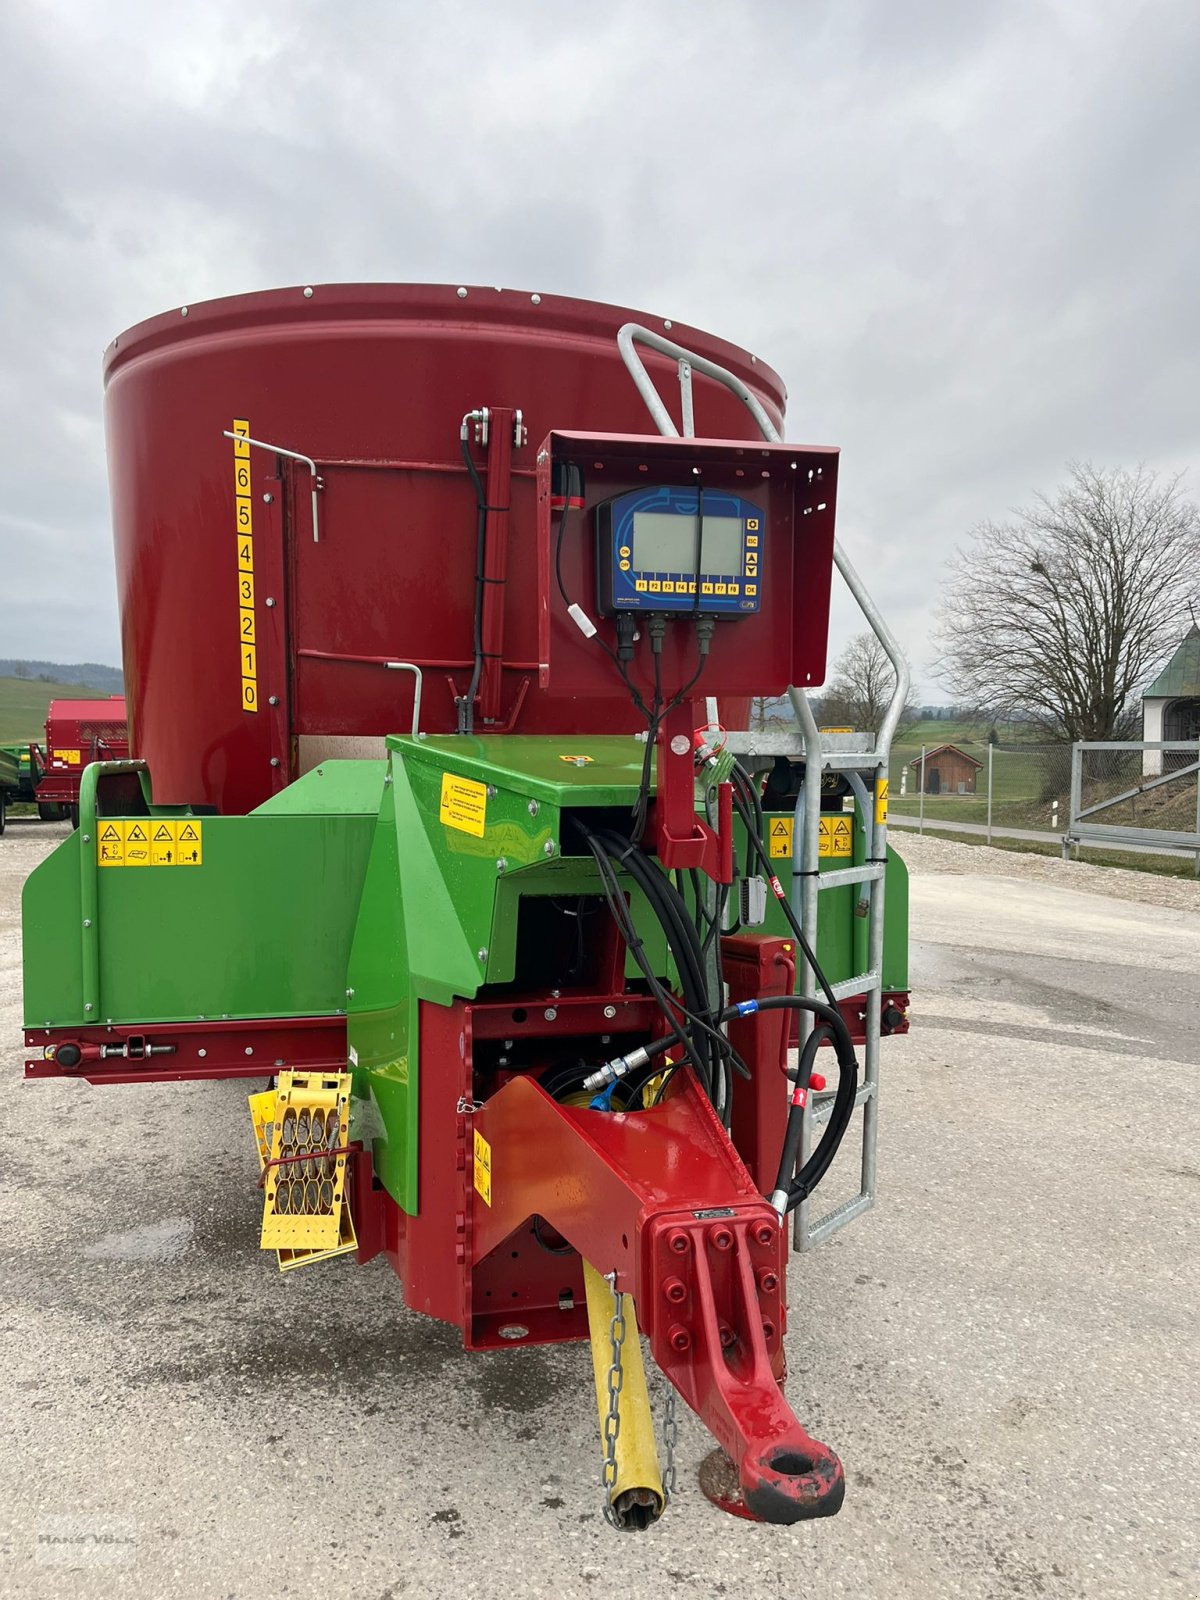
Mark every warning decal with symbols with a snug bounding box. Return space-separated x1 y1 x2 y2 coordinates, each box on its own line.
473 1129 492 1206
97 821 126 867
822 816 853 858
765 814 854 860
439 773 488 837
97 818 203 867
176 821 203 866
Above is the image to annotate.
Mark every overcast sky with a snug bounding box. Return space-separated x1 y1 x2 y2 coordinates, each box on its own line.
1 0 1196 696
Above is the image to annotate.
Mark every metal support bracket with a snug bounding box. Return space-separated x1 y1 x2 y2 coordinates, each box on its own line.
224 430 323 541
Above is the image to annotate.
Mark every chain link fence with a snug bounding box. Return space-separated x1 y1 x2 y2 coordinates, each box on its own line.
888 740 1071 836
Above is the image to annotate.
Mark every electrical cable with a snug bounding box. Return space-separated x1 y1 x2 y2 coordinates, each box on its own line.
729 760 840 1011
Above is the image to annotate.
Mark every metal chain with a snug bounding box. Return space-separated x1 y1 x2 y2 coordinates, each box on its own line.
661 1387 678 1502
601 1271 626 1529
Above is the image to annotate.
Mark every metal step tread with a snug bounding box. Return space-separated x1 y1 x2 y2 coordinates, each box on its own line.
810 1081 875 1126
803 1190 874 1247
816 863 885 889
828 971 881 1000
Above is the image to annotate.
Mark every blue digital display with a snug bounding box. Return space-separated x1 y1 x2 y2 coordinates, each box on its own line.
595 485 763 615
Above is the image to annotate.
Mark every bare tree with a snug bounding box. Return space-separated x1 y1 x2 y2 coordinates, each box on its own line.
820 633 913 733
937 464 1200 741
748 694 788 729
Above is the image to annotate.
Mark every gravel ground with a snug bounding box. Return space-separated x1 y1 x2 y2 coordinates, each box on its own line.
2 818 1198 1599
896 829 1200 913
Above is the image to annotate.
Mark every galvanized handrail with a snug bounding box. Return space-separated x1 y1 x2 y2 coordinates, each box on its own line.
616 323 780 442
616 320 911 1253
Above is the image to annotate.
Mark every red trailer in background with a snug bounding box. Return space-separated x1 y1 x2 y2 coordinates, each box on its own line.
36 696 129 823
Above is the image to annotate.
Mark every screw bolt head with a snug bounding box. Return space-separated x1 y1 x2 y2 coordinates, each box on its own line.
709 1226 734 1251
664 1278 687 1304
528 799 539 816
544 1007 557 1022
603 1005 617 1019
758 1270 779 1293
477 948 488 963
668 1231 689 1255
669 1327 691 1353
755 1223 776 1247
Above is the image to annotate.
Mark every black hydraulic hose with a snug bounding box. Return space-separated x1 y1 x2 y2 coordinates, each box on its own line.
594 828 746 1106
770 1024 832 1208
595 991 859 1209
581 833 711 1098
592 827 727 1117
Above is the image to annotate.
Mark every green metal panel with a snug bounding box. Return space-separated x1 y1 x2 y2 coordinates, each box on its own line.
395 733 653 805
252 760 387 816
23 808 376 1027
346 737 676 1214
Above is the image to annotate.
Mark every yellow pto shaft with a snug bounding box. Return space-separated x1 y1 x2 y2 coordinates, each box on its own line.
583 1259 666 1530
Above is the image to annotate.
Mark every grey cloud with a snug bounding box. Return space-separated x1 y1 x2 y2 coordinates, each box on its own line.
0 0 1196 694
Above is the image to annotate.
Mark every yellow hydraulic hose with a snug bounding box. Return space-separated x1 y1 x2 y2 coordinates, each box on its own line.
583 1259 665 1530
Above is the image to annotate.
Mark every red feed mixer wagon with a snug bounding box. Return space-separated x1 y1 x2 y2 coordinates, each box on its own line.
36 695 129 823
21 284 910 1527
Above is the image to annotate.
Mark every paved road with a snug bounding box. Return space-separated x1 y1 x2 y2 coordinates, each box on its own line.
2 818 1198 1598
890 809 1199 862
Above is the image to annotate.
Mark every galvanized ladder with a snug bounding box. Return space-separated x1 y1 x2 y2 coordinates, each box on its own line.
617 323 911 1254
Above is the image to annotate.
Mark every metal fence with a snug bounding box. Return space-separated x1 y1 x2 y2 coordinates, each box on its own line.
889 742 1071 840
1064 740 1200 869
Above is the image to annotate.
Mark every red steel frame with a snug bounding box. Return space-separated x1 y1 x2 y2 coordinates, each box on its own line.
345 933 844 1523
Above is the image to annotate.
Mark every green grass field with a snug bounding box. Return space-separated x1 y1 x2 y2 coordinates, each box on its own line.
888 719 1061 828
0 676 111 743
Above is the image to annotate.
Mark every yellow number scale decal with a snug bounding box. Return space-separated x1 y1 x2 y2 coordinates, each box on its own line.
232 420 257 713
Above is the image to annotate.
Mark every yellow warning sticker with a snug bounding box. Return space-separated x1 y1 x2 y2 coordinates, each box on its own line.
875 778 889 826
440 772 488 837
473 1129 492 1207
97 820 126 867
768 817 793 859
176 820 203 866
821 816 853 859
98 818 203 866
764 815 854 860
819 726 853 735
124 819 152 867
54 749 81 765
